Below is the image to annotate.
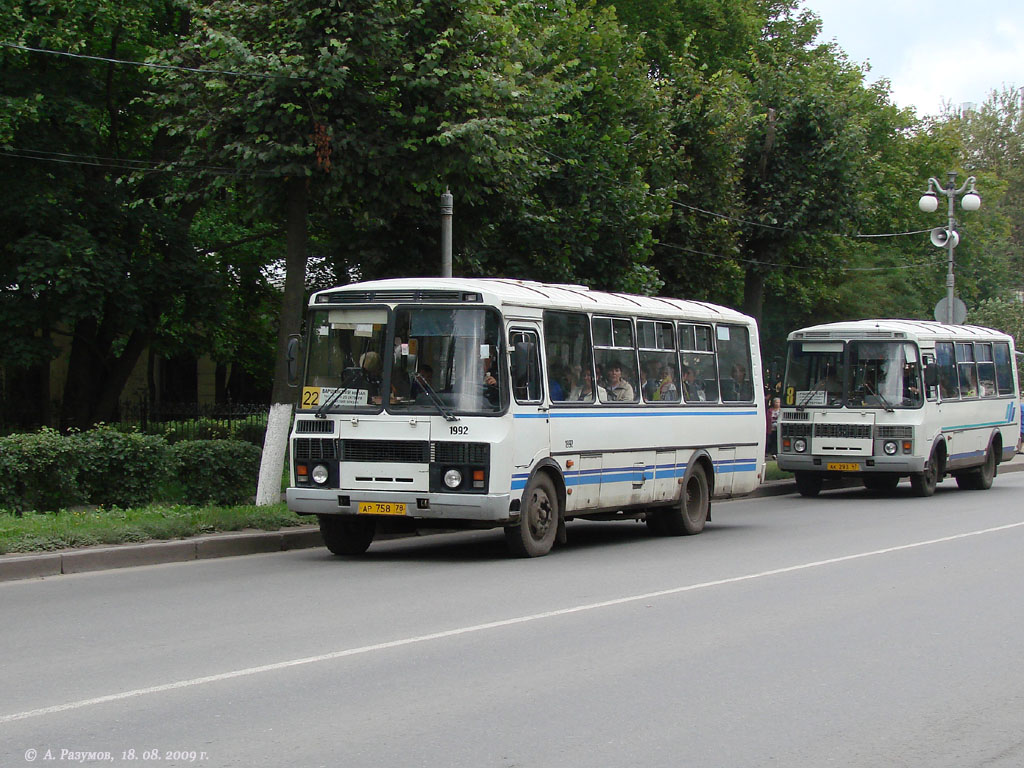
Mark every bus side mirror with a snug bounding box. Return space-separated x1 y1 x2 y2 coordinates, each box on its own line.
924 363 939 388
286 335 302 387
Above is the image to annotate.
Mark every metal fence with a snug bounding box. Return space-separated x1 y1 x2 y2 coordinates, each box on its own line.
0 399 270 444
116 400 270 444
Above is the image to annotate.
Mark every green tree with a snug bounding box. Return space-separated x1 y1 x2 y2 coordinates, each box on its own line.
153 0 666 499
0 0 228 427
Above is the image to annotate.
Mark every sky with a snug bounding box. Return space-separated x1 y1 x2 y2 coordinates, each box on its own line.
799 0 1023 117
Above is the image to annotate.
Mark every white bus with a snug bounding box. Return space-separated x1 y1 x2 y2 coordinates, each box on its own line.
286 278 766 557
777 320 1020 497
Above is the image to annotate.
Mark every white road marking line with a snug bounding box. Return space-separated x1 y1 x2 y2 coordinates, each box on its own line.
4 520 1024 725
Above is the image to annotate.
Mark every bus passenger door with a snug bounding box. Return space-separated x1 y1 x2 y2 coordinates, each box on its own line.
508 326 552 487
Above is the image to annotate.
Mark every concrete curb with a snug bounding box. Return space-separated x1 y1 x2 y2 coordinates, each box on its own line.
0 526 324 584
3 455 1021 583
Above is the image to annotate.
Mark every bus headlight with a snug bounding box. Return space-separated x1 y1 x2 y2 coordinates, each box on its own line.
883 441 898 456
794 438 807 453
443 469 463 489
311 464 329 485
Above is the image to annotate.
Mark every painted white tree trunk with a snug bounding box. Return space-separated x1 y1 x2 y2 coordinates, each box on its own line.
256 402 294 506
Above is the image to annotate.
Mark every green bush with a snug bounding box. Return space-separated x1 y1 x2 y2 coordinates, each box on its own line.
0 438 28 512
0 428 84 512
160 420 232 444
73 425 174 509
170 439 262 506
232 421 267 447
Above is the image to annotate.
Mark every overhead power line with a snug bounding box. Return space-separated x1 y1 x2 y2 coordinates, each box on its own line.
0 41 305 80
528 143 926 240
654 241 944 273
1 147 282 177
663 198 931 239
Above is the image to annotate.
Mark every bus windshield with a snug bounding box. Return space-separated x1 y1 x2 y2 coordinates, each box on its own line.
784 340 923 409
303 306 504 414
390 306 504 414
304 307 389 412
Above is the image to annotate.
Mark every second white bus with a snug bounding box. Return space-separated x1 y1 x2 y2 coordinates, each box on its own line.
286 278 766 557
777 319 1019 497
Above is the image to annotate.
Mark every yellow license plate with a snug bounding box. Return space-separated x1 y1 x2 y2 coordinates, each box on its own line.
358 502 407 516
826 462 860 472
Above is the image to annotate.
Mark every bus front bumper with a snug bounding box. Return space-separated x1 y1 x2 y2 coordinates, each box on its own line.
286 487 516 524
776 454 927 474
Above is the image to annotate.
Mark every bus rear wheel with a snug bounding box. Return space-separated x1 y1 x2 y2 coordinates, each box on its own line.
660 464 710 536
319 515 376 556
956 444 996 490
505 473 559 557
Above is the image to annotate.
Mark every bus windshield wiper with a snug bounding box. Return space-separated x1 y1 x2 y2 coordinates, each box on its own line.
414 372 459 422
314 368 359 418
863 382 896 413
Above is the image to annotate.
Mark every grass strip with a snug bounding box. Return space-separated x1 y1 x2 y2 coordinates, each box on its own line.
0 503 308 555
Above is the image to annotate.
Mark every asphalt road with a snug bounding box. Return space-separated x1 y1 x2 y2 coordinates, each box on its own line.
4 473 1024 768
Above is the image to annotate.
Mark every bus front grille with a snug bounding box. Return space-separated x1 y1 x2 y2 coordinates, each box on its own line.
294 438 340 460
781 423 812 438
876 425 913 439
433 442 490 464
294 419 335 434
342 440 430 463
814 423 872 439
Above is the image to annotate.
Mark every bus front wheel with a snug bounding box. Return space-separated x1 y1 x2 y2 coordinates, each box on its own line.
319 515 376 556
910 450 940 497
794 471 823 498
505 473 559 557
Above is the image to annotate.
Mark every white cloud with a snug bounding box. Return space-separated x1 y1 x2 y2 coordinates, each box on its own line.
801 0 1023 116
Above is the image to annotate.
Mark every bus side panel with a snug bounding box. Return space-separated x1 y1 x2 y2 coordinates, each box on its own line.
653 450 677 503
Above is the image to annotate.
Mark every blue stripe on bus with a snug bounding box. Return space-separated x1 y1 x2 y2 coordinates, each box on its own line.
510 458 757 490
949 449 987 462
940 419 1016 432
514 410 759 419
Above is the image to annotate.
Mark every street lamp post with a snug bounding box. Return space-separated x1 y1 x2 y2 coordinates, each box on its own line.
440 187 453 278
918 172 981 324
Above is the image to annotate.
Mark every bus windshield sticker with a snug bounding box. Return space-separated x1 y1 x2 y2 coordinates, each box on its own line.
796 390 826 406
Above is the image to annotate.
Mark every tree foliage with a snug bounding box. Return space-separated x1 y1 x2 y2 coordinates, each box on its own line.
3 0 1023 432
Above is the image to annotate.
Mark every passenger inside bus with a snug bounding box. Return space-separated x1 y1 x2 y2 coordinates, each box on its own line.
358 351 383 404
681 365 706 402
603 361 635 402
410 364 433 401
655 365 679 401
570 367 605 401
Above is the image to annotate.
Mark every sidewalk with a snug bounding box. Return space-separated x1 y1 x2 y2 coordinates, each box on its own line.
3 452 1022 583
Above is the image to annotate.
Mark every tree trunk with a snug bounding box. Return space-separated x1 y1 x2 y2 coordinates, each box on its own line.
256 177 309 505
742 266 765 327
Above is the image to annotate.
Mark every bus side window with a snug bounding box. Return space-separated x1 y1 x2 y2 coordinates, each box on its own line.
994 342 1014 396
976 343 996 398
935 342 958 400
510 330 542 403
922 355 938 401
